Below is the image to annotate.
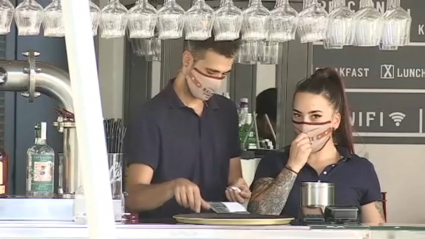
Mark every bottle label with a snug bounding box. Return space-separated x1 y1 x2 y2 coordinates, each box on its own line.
0 162 4 194
31 155 54 192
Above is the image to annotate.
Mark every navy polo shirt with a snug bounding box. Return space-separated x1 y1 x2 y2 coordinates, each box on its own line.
251 146 382 218
126 80 241 219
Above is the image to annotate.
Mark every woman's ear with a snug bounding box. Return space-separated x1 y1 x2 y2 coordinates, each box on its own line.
332 112 341 130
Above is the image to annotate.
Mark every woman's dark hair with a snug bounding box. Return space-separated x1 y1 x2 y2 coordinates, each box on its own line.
295 67 354 154
256 88 277 121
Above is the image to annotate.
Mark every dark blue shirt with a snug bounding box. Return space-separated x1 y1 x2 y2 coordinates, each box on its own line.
126 80 241 219
251 146 382 218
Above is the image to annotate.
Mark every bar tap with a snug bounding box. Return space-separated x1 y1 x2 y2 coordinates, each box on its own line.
0 50 79 197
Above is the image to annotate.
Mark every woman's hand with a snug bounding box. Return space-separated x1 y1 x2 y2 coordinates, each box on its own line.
286 133 312 173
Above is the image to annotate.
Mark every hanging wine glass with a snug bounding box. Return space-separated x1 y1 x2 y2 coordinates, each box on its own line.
324 0 355 49
213 0 242 41
303 0 314 9
100 0 128 39
297 0 328 43
236 41 258 65
130 38 144 56
0 0 14 35
353 0 383 47
184 0 214 41
241 0 270 41
152 37 161 61
268 0 298 42
157 0 185 40
14 0 44 36
258 41 279 65
380 0 411 51
144 37 161 62
128 0 157 39
89 0 101 36
43 0 64 37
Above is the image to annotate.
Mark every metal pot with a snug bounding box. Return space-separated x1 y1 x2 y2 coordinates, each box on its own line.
301 182 335 210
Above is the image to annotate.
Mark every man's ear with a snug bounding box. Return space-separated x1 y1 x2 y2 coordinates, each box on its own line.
182 51 194 68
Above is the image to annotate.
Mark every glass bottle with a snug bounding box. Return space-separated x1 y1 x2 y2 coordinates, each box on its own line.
89 0 101 36
184 0 214 41
128 0 157 39
43 0 64 37
352 0 383 47
241 113 257 150
238 98 249 127
157 0 185 40
100 0 128 39
0 150 9 197
241 0 270 41
380 0 411 50
297 0 328 43
268 0 298 42
213 0 242 41
26 122 55 198
14 0 44 36
324 0 355 49
0 0 14 35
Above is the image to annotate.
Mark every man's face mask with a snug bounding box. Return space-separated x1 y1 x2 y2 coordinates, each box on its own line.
186 68 224 101
292 120 334 153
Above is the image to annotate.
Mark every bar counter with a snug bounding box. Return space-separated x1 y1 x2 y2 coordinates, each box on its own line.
0 221 424 239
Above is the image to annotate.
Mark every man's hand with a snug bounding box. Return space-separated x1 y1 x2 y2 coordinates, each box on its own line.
173 178 210 213
225 178 251 204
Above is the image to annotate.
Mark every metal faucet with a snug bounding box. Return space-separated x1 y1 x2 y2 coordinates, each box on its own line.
0 50 79 196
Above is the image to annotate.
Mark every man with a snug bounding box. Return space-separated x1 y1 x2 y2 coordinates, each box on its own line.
256 88 277 147
125 36 251 220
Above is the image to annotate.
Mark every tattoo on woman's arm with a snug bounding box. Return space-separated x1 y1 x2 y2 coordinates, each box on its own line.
374 201 385 220
248 168 297 215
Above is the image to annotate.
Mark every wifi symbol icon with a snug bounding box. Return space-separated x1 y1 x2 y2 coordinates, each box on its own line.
389 112 406 127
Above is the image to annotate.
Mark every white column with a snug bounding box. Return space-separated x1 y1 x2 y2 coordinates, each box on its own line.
61 1 117 238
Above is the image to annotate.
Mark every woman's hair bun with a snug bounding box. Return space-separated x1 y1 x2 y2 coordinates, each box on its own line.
312 67 342 85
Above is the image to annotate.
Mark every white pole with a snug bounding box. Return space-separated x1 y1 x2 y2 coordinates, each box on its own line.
61 1 117 239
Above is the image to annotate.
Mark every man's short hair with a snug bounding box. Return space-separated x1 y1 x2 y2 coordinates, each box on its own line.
256 88 277 121
184 34 241 60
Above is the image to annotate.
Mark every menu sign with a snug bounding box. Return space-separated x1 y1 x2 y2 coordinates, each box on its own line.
314 47 425 90
313 0 425 144
319 0 425 43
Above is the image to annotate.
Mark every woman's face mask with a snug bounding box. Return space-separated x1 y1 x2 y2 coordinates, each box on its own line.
293 120 334 152
186 68 224 101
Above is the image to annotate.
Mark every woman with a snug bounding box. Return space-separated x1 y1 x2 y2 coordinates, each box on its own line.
256 88 277 147
247 68 385 224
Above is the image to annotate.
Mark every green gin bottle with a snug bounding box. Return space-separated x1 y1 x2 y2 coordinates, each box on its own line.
26 122 55 197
